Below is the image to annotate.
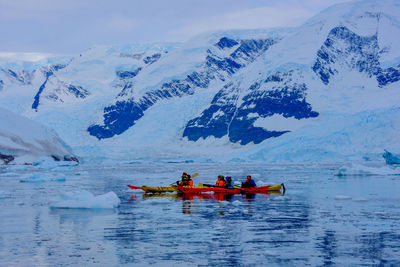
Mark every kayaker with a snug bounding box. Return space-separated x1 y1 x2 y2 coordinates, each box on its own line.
223 176 234 188
177 172 194 186
185 174 194 186
177 172 188 186
241 175 256 188
216 175 225 187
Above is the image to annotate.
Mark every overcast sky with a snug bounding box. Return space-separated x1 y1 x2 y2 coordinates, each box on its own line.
0 0 349 54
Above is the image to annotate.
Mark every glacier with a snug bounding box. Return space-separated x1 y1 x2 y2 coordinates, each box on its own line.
0 0 399 163
0 106 78 165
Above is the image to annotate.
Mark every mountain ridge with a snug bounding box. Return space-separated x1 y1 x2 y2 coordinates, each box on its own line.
0 0 399 162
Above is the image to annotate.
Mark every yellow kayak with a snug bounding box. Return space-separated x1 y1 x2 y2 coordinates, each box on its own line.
141 186 178 193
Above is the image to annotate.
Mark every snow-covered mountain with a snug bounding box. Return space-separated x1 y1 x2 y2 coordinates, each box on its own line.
0 0 399 163
0 107 77 164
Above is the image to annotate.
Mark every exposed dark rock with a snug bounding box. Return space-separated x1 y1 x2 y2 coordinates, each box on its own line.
89 37 277 139
0 153 14 164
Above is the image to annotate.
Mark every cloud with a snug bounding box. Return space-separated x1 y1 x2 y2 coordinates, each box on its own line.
0 0 85 20
166 5 313 41
104 14 137 33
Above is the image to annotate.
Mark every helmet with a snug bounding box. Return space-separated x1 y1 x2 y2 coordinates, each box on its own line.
247 175 251 179
218 175 224 179
226 176 232 180
182 172 187 176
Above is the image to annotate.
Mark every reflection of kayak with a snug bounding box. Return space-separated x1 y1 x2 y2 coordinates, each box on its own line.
176 183 285 194
127 185 178 193
142 193 215 200
176 185 241 194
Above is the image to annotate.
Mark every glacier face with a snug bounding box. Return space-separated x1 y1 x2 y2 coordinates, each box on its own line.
0 106 77 164
0 0 399 162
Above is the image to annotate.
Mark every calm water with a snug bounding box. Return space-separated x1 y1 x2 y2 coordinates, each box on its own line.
0 163 399 266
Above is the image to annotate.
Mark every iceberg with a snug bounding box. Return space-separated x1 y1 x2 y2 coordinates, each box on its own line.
0 107 78 165
50 191 120 209
19 173 66 183
336 163 400 176
382 150 400 165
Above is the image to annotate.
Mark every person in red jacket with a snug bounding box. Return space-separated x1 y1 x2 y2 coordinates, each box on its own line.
216 175 225 187
185 174 194 186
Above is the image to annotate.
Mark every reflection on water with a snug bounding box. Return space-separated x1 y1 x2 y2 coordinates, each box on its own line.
0 163 399 265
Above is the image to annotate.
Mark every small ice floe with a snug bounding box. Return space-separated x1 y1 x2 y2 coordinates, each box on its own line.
19 173 66 183
353 197 368 202
263 250 278 256
74 171 89 176
33 157 78 170
334 195 352 200
232 200 242 206
51 166 74 172
33 158 61 169
0 190 11 199
6 164 29 171
336 163 400 176
0 171 19 177
50 191 120 209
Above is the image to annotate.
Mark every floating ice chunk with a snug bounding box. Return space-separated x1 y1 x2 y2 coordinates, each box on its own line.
6 165 29 171
50 191 120 209
33 158 60 169
232 200 242 206
334 195 352 200
0 171 19 177
336 163 400 176
263 250 278 256
51 165 74 172
19 173 66 182
383 150 400 165
0 190 11 198
32 157 78 170
353 197 368 202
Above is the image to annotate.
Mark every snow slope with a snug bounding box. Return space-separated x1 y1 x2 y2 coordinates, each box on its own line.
0 0 399 163
0 107 77 164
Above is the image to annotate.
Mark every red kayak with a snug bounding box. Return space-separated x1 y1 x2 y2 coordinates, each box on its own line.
176 185 241 194
176 184 284 194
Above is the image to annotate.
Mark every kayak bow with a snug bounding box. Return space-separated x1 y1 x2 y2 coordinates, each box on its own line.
127 185 178 193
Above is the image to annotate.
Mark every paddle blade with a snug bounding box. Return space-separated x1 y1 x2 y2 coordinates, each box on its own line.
191 173 199 178
127 185 143 190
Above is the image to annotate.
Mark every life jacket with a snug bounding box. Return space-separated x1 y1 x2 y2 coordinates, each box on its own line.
224 180 233 188
216 180 225 187
242 180 256 188
181 179 193 186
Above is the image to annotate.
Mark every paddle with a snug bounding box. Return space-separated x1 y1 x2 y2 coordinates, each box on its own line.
200 183 236 188
127 185 143 190
199 183 215 187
